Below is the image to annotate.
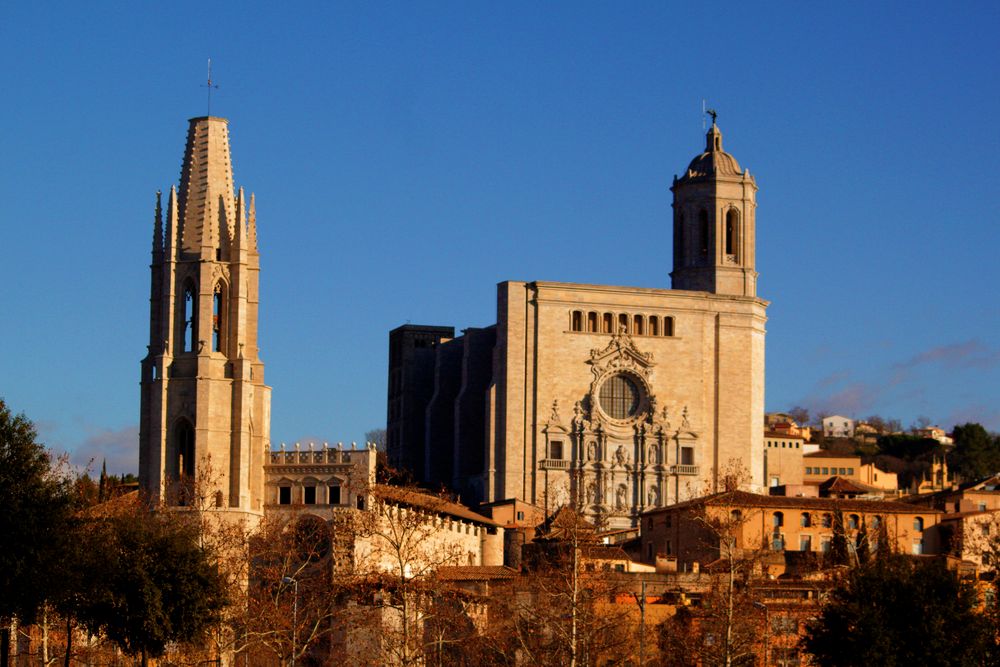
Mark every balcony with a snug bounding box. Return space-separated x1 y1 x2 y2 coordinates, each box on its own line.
669 464 699 476
540 459 571 471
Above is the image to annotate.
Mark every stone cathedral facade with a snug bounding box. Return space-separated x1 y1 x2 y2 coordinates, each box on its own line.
138 117 271 522
388 124 767 529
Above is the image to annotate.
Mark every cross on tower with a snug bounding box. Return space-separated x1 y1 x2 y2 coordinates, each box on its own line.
202 58 220 116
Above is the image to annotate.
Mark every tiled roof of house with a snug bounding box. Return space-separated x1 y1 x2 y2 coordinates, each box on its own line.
819 476 881 496
804 451 861 460
373 484 502 527
436 566 518 581
640 490 941 516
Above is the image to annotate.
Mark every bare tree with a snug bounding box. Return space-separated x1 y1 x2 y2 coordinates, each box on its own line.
349 485 472 666
659 465 767 667
492 507 635 666
365 428 387 452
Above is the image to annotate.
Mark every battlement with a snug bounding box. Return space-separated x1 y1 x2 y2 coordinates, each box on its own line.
268 441 378 466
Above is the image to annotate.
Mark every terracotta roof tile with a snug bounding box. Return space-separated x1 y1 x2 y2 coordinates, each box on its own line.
373 484 502 527
640 490 940 516
436 566 518 581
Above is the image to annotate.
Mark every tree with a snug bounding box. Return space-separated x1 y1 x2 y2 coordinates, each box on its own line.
69 500 228 665
496 507 635 667
0 398 78 667
804 557 993 666
351 485 472 666
239 511 347 666
787 406 810 426
827 510 850 567
951 423 1000 481
365 428 387 451
657 500 765 667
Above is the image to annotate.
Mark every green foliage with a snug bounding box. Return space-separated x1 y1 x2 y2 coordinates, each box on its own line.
0 397 76 623
951 423 1000 481
803 557 993 666
71 509 228 659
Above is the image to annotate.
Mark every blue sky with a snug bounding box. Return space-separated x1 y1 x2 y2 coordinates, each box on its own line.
1 2 998 474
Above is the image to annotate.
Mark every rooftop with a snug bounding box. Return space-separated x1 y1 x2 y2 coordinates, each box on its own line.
641 490 941 516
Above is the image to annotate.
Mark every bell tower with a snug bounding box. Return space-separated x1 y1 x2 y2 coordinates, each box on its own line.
139 116 270 519
670 122 758 297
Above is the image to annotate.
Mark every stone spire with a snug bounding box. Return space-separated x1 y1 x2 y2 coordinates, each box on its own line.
248 192 258 251
152 190 163 260
176 117 236 256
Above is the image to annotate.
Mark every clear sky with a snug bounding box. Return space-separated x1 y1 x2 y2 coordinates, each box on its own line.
1 2 998 474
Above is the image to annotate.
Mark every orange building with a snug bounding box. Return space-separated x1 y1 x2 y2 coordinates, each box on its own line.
640 490 941 575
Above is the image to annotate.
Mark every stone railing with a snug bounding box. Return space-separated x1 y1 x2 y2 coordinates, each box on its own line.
268 442 374 465
669 464 699 476
539 458 571 470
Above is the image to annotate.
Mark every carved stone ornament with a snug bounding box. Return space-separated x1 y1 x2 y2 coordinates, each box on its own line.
547 399 561 426
588 328 655 381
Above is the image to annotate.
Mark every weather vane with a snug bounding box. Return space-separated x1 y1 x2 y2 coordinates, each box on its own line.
707 108 718 126
202 58 219 116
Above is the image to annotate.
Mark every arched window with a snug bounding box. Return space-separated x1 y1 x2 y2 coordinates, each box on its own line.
587 312 598 333
212 282 226 353
571 311 583 332
801 512 811 528
731 509 742 523
913 517 924 532
618 313 629 333
634 314 645 335
848 514 860 530
173 419 195 479
182 281 197 353
821 513 832 528
699 210 709 257
725 209 739 258
649 316 660 336
773 511 784 528
602 313 613 333
664 317 675 337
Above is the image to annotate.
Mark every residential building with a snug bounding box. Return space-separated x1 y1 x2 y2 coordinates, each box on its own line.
763 432 805 488
914 426 955 446
640 490 940 574
821 415 854 438
803 452 898 492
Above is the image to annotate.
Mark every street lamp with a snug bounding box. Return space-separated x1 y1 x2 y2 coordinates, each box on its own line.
282 576 299 667
753 601 769 667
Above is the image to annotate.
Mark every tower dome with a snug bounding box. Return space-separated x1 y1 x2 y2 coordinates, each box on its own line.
678 124 743 181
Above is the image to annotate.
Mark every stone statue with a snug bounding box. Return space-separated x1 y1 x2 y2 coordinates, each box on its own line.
615 445 627 466
588 441 598 461
616 484 627 510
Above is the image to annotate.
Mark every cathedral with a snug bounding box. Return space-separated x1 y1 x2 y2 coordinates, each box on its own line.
138 116 270 522
388 123 767 529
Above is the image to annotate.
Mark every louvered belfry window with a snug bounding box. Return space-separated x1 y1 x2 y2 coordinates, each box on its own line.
599 374 640 419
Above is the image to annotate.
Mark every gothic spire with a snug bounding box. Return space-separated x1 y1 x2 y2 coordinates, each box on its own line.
248 193 258 251
234 187 248 250
165 185 179 260
152 190 163 260
176 117 236 255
